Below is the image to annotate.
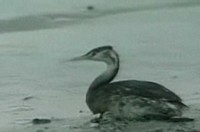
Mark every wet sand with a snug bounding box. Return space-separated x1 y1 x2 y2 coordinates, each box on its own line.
0 0 200 132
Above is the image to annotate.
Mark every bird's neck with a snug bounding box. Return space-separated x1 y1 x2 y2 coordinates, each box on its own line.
89 60 119 91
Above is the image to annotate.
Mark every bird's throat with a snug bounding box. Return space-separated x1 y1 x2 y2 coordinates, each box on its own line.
89 62 119 92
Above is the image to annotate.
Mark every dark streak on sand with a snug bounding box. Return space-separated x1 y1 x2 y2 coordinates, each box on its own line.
0 0 200 34
32 118 51 125
23 96 34 101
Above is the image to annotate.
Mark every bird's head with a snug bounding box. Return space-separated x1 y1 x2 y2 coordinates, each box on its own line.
70 45 119 64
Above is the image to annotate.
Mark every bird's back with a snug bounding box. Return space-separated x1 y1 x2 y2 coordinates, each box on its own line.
108 80 182 102
86 80 187 118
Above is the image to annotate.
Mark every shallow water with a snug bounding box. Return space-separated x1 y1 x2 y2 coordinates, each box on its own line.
0 0 200 132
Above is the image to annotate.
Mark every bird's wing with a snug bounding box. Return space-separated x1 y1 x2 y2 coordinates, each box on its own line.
107 80 182 102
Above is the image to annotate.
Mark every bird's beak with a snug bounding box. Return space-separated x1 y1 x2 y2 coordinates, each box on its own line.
69 54 89 61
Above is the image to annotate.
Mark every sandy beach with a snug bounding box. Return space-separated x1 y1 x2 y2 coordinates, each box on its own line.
0 0 200 131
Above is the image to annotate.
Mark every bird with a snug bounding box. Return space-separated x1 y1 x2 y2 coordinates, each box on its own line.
70 45 193 122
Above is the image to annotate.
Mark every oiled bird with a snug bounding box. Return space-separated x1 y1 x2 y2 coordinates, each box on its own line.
70 46 192 122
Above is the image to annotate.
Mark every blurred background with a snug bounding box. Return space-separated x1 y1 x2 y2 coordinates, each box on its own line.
0 0 200 132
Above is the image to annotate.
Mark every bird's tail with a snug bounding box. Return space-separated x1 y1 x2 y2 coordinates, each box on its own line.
169 101 189 109
167 117 194 122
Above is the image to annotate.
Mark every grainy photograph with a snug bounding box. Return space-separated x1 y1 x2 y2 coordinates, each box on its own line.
0 0 200 132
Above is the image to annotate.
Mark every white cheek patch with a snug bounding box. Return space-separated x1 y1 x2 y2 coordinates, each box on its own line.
110 52 115 58
93 52 104 61
110 52 117 62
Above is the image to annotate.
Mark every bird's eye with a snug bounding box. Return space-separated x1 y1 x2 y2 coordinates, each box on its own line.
91 52 96 56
